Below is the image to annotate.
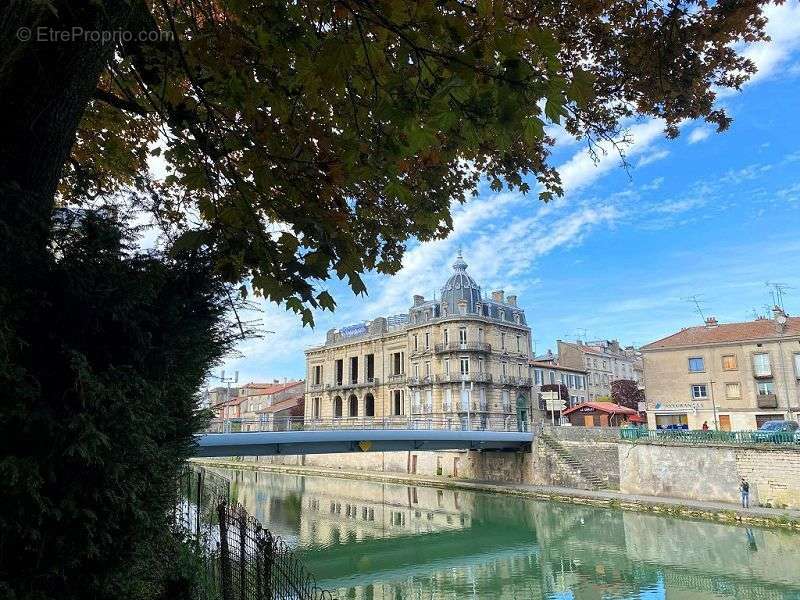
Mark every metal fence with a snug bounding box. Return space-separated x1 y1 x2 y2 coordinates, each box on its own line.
206 413 529 433
174 466 334 600
621 428 799 445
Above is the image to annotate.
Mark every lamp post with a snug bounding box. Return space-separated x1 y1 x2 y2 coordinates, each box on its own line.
709 379 719 431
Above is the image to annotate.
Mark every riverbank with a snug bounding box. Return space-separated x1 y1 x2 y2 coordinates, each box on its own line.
192 458 800 531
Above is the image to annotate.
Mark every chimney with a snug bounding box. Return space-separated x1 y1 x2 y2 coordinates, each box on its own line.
491 290 505 303
506 294 517 306
705 316 718 328
413 294 425 306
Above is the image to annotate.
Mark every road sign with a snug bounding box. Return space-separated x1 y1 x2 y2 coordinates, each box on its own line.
541 391 566 411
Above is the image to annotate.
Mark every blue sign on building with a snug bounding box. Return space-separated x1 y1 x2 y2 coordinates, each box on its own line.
339 323 368 338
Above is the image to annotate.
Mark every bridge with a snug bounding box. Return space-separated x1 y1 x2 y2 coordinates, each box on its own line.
194 416 533 457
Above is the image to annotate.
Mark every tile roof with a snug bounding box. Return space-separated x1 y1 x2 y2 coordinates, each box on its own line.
256 395 303 414
562 401 638 416
528 360 587 374
641 317 800 350
240 380 304 396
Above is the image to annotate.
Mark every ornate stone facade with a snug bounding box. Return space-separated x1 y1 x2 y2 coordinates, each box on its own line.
304 254 533 423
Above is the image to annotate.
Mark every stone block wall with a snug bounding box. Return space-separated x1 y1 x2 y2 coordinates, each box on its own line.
529 427 622 490
618 442 800 509
248 449 532 482
528 437 597 490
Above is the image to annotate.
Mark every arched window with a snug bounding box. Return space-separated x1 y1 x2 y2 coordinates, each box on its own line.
334 396 343 418
364 393 375 417
348 394 358 417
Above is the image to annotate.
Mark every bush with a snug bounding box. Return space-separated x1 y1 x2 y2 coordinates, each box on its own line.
0 211 233 599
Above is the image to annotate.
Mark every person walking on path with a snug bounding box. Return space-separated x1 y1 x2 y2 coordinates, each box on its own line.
702 421 709 431
740 478 750 508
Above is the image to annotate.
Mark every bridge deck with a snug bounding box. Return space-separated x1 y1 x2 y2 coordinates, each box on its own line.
194 429 533 457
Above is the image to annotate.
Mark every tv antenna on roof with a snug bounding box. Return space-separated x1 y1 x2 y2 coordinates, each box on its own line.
765 281 792 310
683 295 707 322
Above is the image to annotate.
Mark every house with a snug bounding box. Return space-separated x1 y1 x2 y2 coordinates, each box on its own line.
641 307 800 430
561 401 639 427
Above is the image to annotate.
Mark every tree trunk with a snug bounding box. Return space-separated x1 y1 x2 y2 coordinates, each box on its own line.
0 0 139 252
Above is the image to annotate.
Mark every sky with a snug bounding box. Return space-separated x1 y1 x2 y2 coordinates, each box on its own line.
213 2 800 385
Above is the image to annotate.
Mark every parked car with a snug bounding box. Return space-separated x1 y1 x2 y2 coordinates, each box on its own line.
795 428 800 444
752 420 799 443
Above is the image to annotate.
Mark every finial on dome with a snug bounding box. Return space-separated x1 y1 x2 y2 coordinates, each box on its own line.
452 249 467 272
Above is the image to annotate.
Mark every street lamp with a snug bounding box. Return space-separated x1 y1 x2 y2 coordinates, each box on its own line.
709 379 719 431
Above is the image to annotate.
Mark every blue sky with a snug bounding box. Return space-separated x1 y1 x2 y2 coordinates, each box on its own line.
217 3 800 384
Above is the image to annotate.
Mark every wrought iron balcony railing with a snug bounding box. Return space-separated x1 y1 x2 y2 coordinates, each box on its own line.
434 342 491 354
435 372 493 384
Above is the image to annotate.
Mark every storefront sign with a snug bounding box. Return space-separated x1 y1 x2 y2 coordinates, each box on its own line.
653 402 697 412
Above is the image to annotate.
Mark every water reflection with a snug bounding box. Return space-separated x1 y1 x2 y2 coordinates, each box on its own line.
220 468 800 600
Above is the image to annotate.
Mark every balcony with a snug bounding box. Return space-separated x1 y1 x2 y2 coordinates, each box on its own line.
436 372 493 384
407 375 434 387
752 370 773 379
434 342 491 354
756 393 778 408
499 375 533 387
328 377 380 390
387 373 406 384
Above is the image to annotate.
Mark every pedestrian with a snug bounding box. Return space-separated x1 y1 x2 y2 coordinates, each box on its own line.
740 477 750 508
702 421 709 431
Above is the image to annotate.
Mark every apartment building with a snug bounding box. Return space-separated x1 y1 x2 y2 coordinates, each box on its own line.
557 339 643 400
529 353 589 407
304 253 533 424
641 308 800 430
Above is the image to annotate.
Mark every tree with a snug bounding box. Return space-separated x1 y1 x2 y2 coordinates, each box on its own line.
611 379 645 411
3 0 771 324
1 1 773 597
0 211 237 599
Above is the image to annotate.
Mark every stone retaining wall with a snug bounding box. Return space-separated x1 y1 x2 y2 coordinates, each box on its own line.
619 442 800 509
244 449 533 483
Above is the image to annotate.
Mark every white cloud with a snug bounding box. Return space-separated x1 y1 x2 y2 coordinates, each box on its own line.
720 2 800 94
636 148 670 167
558 119 667 193
642 177 665 191
687 127 711 144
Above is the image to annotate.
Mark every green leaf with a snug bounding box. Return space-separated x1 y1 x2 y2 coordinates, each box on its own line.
523 117 545 144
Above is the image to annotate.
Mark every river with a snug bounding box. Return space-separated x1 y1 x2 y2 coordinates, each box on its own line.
219 467 800 599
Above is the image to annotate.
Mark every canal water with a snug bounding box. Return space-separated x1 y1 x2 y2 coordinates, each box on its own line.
221 467 800 599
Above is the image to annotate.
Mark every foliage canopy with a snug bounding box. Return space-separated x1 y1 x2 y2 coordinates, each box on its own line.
56 0 771 324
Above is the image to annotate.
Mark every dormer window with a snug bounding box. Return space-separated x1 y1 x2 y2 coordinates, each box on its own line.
498 309 505 321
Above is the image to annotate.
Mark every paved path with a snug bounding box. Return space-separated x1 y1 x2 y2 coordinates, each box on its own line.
502 482 800 521
197 459 800 526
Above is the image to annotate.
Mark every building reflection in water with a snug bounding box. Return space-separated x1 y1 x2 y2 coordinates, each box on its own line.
219 468 800 600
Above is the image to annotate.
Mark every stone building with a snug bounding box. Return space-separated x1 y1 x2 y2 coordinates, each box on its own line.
557 339 643 400
529 352 589 407
641 307 800 430
304 253 533 425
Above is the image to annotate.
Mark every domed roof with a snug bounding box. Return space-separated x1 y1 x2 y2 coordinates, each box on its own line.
441 252 482 315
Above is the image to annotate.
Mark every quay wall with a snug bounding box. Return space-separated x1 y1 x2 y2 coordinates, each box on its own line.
533 427 800 509
242 449 534 484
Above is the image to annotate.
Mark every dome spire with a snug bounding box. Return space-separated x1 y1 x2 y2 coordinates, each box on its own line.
452 247 468 272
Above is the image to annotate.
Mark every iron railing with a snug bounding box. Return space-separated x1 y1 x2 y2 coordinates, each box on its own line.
621 428 800 445
174 466 334 600
205 413 530 433
434 342 492 353
435 372 493 383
